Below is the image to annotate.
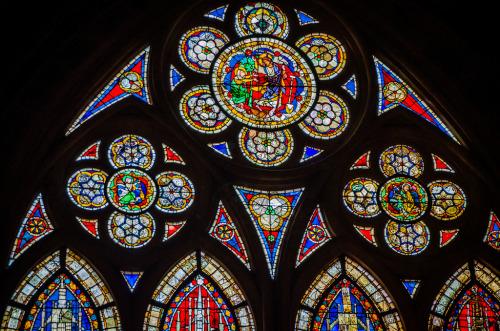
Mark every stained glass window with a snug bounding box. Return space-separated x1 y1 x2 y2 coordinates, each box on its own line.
1 249 121 331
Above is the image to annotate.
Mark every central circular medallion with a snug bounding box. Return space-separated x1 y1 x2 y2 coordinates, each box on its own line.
379 177 428 222
211 36 317 129
106 168 156 213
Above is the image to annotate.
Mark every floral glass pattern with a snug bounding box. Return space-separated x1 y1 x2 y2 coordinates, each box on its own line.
344 145 466 255
179 27 229 73
66 135 195 248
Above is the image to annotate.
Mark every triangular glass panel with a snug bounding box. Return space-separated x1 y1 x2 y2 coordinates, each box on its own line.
208 141 232 158
66 46 152 135
169 64 185 91
373 56 458 143
440 229 460 247
162 144 185 165
342 74 357 99
294 9 319 25
300 146 323 163
296 206 331 266
204 5 228 21
402 279 421 298
209 202 250 269
76 141 101 161
9 194 54 266
164 221 186 241
432 153 455 173
121 271 143 292
484 211 500 251
76 217 100 239
353 225 377 246
235 186 304 278
350 151 370 170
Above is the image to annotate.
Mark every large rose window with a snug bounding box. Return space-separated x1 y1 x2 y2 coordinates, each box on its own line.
173 2 352 167
343 145 467 255
67 135 195 248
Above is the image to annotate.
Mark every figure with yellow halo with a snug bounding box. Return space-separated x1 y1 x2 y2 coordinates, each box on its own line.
229 50 300 119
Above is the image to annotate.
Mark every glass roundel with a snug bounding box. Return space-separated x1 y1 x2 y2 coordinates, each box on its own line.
108 212 155 248
239 128 293 167
379 145 424 178
428 180 467 220
156 171 195 213
108 134 156 170
385 220 430 255
342 178 380 218
379 177 428 222
67 168 109 210
106 168 157 213
211 36 317 129
235 2 289 38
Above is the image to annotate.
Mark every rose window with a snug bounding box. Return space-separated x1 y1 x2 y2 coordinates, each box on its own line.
343 145 467 255
67 135 195 248
172 2 352 167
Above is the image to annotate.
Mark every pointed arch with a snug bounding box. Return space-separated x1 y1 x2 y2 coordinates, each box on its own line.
295 256 403 331
144 250 255 330
429 259 500 330
1 248 121 331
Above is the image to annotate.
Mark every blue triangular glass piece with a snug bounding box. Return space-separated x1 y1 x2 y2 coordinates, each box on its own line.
204 5 228 21
300 146 323 163
342 75 357 98
295 9 318 25
402 280 420 298
209 142 232 158
121 271 143 291
169 65 185 91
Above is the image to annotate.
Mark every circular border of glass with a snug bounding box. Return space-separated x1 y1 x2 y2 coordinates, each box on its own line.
342 177 381 218
248 193 291 231
213 223 236 242
234 1 289 39
106 168 157 214
379 176 428 222
211 36 318 129
179 26 230 74
67 168 109 211
298 90 349 139
384 220 430 255
108 134 156 170
119 71 144 93
428 180 467 220
295 33 346 80
156 171 195 213
108 211 155 248
179 85 232 134
239 128 293 167
379 145 424 178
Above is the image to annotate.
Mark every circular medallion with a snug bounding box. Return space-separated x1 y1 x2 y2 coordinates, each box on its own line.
108 135 156 170
239 128 293 167
342 178 380 218
179 26 229 73
299 90 349 139
296 33 346 80
180 85 232 134
385 220 429 255
26 218 48 235
119 71 143 93
249 194 291 231
428 180 466 220
307 225 326 243
379 145 423 178
212 37 317 129
379 177 428 222
156 172 195 213
235 2 289 38
108 212 155 248
383 81 407 103
214 224 235 241
106 169 156 213
67 168 108 210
